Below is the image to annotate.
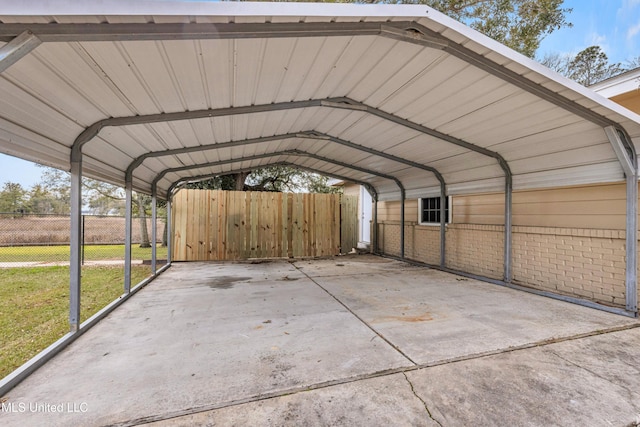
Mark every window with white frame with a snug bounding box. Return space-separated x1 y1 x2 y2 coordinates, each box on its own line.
418 196 450 225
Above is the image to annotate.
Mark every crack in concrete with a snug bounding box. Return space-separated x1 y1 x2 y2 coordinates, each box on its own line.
547 349 640 408
402 372 443 427
291 262 418 366
115 323 640 426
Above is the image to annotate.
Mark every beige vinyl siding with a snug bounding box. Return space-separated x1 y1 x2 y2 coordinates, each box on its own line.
377 199 419 222
452 182 629 230
377 200 401 222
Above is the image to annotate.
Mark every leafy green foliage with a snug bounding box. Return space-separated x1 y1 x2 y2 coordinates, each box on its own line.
540 45 626 86
0 182 28 213
566 46 625 86
185 165 341 194
377 0 572 57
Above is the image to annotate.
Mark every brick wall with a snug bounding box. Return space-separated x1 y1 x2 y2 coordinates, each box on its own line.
446 224 504 279
512 226 627 307
376 200 635 309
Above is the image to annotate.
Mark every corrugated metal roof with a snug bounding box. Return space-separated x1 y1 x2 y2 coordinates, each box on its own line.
1 1 640 200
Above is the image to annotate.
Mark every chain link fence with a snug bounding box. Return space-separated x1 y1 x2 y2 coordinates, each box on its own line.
0 212 168 266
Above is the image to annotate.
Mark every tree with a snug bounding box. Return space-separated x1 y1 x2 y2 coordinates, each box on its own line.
625 56 640 70
186 165 341 194
0 182 28 214
27 184 57 214
539 46 629 87
539 51 569 75
33 166 159 247
38 166 73 214
348 0 572 57
565 46 625 86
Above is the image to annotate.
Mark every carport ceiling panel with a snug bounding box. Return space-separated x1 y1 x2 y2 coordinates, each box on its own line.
513 162 624 191
383 134 470 164
158 40 211 111
297 36 382 101
496 121 610 162
408 78 520 130
427 151 499 175
76 42 162 116
0 120 68 168
325 37 410 101
106 41 189 113
509 143 618 175
331 114 410 145
344 40 440 107
482 110 585 150
434 92 557 143
82 141 137 172
369 55 481 115
0 73 84 147
2 44 112 126
106 123 180 153
312 109 369 138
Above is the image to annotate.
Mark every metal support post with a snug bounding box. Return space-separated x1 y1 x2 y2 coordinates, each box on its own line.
625 171 638 313
372 195 378 253
124 179 132 293
69 152 82 333
151 186 157 275
400 190 405 259
166 197 172 265
605 126 638 315
504 175 513 283
440 182 446 268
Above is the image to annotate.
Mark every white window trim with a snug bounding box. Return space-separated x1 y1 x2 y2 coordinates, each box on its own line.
418 196 451 226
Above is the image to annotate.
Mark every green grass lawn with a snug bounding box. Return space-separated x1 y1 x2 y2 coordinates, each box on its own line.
0 265 151 379
0 244 168 263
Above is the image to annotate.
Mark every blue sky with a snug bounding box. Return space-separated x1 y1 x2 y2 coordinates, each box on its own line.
1 0 639 190
538 0 640 64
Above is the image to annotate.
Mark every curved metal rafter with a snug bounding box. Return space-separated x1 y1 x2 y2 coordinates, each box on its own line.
159 150 406 256
166 161 378 200
125 130 445 192
78 96 505 180
159 149 405 196
165 160 381 255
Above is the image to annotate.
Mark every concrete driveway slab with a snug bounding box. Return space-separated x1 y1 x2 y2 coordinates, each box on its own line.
1 261 411 427
405 328 640 427
1 255 638 427
308 263 637 365
141 373 441 427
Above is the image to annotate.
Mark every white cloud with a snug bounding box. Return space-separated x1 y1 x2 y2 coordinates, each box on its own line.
628 22 640 40
587 31 607 45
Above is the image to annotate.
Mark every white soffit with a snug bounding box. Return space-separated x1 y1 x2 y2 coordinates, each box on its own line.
0 1 640 200
591 68 640 99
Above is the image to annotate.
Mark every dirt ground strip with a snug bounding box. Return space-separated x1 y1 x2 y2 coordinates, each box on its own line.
1 255 639 427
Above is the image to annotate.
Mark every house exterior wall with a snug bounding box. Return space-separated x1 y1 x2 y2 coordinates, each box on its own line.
375 182 638 310
610 91 640 114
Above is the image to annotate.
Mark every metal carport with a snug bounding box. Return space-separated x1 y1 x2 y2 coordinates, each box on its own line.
1 0 640 395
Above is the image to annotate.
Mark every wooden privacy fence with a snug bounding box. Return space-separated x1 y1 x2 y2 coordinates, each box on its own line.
172 189 359 261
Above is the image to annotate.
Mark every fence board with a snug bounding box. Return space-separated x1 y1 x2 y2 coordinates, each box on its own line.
172 189 357 261
341 194 359 253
